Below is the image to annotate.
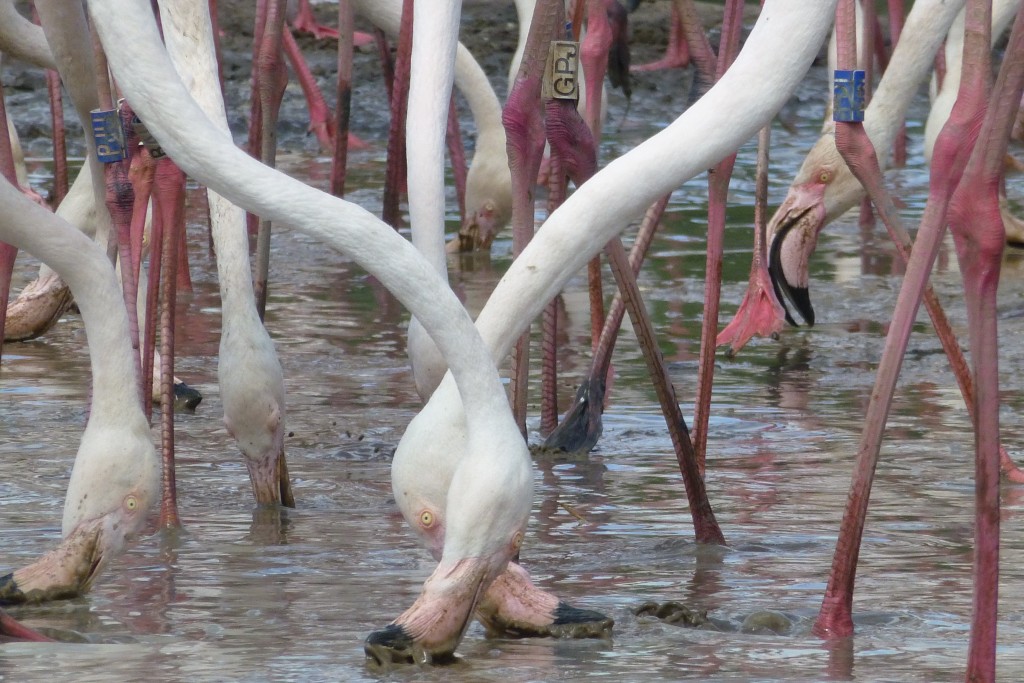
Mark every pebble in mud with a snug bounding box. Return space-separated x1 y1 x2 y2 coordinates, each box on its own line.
634 600 709 627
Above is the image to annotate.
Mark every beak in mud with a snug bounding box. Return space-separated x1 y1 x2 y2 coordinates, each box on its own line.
766 186 827 327
364 556 492 668
1 520 105 606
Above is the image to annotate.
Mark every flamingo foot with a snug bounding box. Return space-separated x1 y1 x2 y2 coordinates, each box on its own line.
716 268 787 354
475 562 613 640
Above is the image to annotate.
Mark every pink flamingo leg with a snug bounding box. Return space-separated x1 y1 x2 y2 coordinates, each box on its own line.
631 1 689 72
251 0 288 317
948 8 1024 678
503 0 555 436
291 0 338 39
330 0 355 197
0 609 52 642
282 25 334 151
692 0 744 473
0 84 20 360
382 0 412 229
716 127 786 354
814 0 1018 640
152 157 186 529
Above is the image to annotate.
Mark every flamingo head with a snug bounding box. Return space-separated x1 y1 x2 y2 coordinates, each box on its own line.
2 416 158 604
367 398 533 665
451 141 513 253
767 134 862 326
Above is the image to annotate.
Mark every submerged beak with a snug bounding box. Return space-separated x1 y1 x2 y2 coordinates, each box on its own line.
365 556 493 667
1 519 104 605
766 185 827 327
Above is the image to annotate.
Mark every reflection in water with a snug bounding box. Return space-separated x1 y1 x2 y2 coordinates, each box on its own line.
4 43 1024 683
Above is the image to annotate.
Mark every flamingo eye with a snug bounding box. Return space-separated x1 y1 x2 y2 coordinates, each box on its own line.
124 495 139 511
511 532 524 551
419 510 434 528
819 170 832 184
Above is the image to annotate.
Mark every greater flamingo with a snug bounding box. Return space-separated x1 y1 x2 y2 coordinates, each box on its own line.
0 174 159 606
89 0 836 662
815 2 1022 679
158 0 294 507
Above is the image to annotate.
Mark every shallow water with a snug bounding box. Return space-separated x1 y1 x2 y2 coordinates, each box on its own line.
4 20 1024 683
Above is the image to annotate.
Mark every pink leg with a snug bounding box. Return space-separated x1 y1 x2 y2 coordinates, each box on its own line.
630 2 689 72
814 0 1000 639
446 93 468 222
253 0 288 319
330 0 355 197
545 196 670 451
503 0 555 436
152 158 186 530
291 0 339 39
692 0 744 473
382 0 412 229
887 0 908 166
0 85 20 361
716 127 786 353
948 7 1024 678
0 609 52 642
282 25 335 151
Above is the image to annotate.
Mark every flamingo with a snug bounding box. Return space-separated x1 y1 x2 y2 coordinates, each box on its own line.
0 172 159 606
815 3 1023 678
158 0 294 507
89 0 836 662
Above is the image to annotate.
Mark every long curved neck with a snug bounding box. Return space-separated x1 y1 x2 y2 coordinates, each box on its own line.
0 0 56 69
0 179 142 423
90 0 511 422
474 0 838 362
407 0 461 277
454 43 506 150
157 0 259 322
864 0 965 157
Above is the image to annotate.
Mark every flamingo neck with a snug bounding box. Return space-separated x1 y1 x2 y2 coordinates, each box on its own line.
91 0 513 425
865 0 965 161
474 0 838 363
0 181 142 425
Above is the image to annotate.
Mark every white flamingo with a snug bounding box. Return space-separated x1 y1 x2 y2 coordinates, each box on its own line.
158 0 293 506
89 0 835 662
0 171 159 605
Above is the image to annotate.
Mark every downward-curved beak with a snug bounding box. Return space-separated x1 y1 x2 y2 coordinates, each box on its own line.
766 185 827 327
1 519 104 605
364 556 491 667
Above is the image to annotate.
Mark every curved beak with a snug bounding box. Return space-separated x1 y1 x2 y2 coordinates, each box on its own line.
450 202 500 253
766 184 827 327
365 556 490 667
1 519 104 605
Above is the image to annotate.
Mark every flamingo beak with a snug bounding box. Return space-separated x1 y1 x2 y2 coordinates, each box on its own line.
364 556 492 667
766 185 827 327
1 519 105 605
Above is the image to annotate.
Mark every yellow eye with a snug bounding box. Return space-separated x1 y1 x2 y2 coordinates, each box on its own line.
419 510 434 528
819 170 831 184
124 495 139 511
511 532 524 551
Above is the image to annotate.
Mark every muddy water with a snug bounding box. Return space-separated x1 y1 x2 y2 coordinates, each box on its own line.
4 27 1024 683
